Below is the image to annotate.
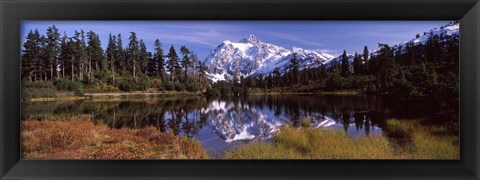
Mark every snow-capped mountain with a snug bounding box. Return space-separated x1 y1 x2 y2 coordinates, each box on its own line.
203 35 334 82
393 21 459 54
203 22 459 82
324 21 459 66
200 100 374 143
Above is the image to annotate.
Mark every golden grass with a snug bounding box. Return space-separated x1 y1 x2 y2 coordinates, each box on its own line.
226 127 395 159
31 96 91 102
385 119 459 159
21 119 207 159
225 119 459 159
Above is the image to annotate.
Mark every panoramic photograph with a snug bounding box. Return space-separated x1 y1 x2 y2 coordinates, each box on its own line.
20 21 459 159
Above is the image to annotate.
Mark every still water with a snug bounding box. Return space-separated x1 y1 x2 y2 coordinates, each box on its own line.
21 95 458 158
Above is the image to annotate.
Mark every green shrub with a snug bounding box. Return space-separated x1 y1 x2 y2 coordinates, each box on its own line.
53 79 84 95
232 86 244 96
150 79 163 89
206 88 220 97
186 82 200 92
85 82 118 93
164 82 175 91
21 88 33 102
24 81 55 89
23 87 58 98
175 83 186 91
219 86 232 96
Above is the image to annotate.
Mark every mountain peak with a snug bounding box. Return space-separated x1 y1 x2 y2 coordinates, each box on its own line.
239 34 262 44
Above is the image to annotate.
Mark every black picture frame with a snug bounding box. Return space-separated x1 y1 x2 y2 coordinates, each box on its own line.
1 0 479 179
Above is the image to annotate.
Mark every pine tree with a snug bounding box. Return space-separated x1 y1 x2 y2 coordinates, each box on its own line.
167 45 179 82
71 31 81 81
147 52 156 77
180 46 191 83
32 30 42 81
190 53 199 81
106 33 117 84
116 34 126 73
87 31 105 80
198 63 207 84
154 39 165 81
58 33 68 79
267 74 273 88
406 42 416 65
273 68 281 88
290 53 300 85
38 35 48 81
341 50 350 77
394 46 403 65
139 40 148 75
363 46 369 74
353 52 362 76
378 44 395 90
21 30 39 82
78 30 88 81
45 25 61 80
67 37 76 80
128 32 139 80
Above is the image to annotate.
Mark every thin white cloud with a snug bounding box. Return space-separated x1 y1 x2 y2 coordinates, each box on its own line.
268 32 325 47
318 49 340 55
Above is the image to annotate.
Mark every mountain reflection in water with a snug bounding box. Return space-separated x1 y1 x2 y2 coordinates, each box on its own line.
22 95 457 157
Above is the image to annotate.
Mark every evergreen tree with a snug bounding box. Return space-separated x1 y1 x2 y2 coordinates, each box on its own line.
139 40 148 75
21 30 40 81
198 63 207 84
446 35 459 65
147 52 156 77
378 44 395 90
67 37 76 80
128 32 139 80
79 30 88 81
267 74 273 88
58 33 69 79
273 68 281 88
180 46 191 83
405 42 416 65
425 33 435 64
45 25 61 80
363 46 369 74
353 52 362 76
190 53 199 81
154 39 165 81
87 31 105 79
394 46 403 65
341 50 350 77
290 53 300 85
116 34 126 73
106 33 117 84
167 45 179 82
38 35 48 81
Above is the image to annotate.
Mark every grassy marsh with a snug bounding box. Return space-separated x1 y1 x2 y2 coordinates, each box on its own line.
21 119 207 159
225 119 459 159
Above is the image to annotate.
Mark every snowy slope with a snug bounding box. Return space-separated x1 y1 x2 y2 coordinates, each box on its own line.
204 22 459 82
203 35 334 82
325 21 459 67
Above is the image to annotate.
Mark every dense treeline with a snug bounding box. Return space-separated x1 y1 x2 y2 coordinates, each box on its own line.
211 22 459 98
22 23 459 99
21 26 208 95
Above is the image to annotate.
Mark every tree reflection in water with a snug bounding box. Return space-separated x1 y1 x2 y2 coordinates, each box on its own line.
22 94 458 155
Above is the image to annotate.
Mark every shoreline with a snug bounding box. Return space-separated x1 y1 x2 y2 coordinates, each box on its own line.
30 91 203 102
29 90 364 102
31 91 363 102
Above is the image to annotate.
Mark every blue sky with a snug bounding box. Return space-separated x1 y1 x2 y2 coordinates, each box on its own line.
21 21 452 58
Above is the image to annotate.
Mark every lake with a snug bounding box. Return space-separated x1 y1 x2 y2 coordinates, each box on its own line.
21 94 458 158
